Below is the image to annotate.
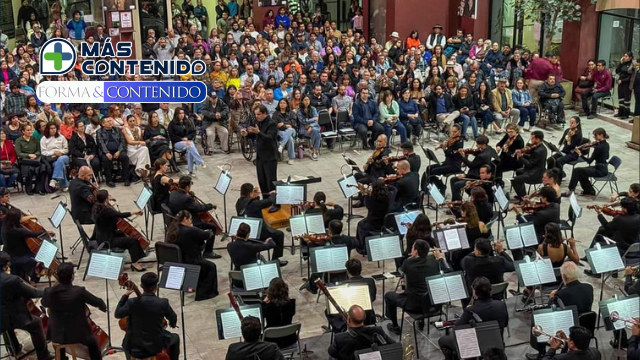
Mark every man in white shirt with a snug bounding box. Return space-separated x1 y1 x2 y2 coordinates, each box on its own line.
425 24 446 52
155 103 174 126
240 66 260 85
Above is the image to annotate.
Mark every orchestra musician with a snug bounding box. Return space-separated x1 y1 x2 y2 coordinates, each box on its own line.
1 207 55 281
460 239 515 302
548 263 594 313
449 202 490 268
384 240 451 335
235 183 287 266
630 322 640 360
511 130 548 203
610 183 639 203
92 189 146 272
305 191 344 228
354 135 393 205
624 266 639 295
327 305 394 360
225 316 285 360
450 135 495 201
150 158 173 213
0 187 39 224
165 211 218 301
354 180 390 254
115 272 180 360
439 277 509 360
401 214 437 263
494 123 524 178
452 164 495 203
546 116 582 182
0 252 53 360
388 160 420 212
422 124 464 195
468 186 495 223
327 259 378 333
169 176 221 259
540 326 601 360
69 166 98 226
389 141 421 173
261 278 297 349
42 262 107 360
562 128 610 198
228 222 276 271
524 169 562 203
511 187 560 258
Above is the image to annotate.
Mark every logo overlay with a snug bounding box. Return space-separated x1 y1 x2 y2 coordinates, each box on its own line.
39 38 77 75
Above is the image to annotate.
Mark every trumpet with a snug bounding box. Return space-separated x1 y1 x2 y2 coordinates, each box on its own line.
609 311 639 327
531 325 567 346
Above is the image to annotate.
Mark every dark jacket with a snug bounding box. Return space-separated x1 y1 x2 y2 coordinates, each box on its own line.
68 132 97 159
93 207 131 245
460 252 515 287
597 213 640 255
261 299 297 349
550 280 594 315
201 98 230 127
0 272 44 331
390 171 420 211
407 153 421 173
442 138 464 168
252 117 279 162
402 255 451 311
169 189 213 226
69 178 96 224
272 110 298 129
525 203 561 243
496 134 524 157
461 147 495 178
541 347 601 360
175 224 211 263
235 194 275 219
538 82 566 101
115 293 178 357
456 297 509 332
558 128 582 154
520 144 548 182
328 325 395 360
96 127 125 155
227 239 275 270
167 119 197 145
428 93 455 118
42 283 107 344
352 98 379 129
226 341 284 360
453 94 476 113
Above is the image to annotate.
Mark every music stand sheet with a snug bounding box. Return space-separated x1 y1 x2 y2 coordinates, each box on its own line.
366 235 403 262
86 252 124 280
604 296 640 330
35 239 57 268
216 305 262 339
454 321 504 357
569 193 582 218
493 186 509 211
276 185 306 205
305 214 326 234
165 266 185 290
327 284 372 314
455 328 481 359
289 215 307 237
49 202 67 229
337 176 360 199
533 307 577 343
427 272 468 304
229 217 262 239
311 246 349 273
135 186 153 210
505 225 524 249
241 261 281 291
215 171 232 195
159 262 200 293
428 184 445 205
435 226 469 252
394 211 421 235
516 258 556 286
520 223 538 247
586 245 625 274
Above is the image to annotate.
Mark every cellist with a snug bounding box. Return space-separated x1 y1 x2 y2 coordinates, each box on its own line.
0 251 52 360
42 262 107 360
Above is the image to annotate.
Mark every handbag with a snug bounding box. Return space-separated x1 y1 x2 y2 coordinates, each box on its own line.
1 160 12 170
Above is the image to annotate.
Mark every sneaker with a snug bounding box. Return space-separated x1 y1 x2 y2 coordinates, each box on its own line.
277 259 289 267
124 181 131 187
519 128 524 133
312 152 318 161
278 145 284 154
524 124 531 132
287 159 294 165
49 179 58 188
106 181 116 188
61 187 68 192
201 163 207 169
525 353 541 360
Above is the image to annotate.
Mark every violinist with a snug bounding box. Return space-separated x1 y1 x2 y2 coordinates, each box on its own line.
1 207 55 281
494 123 524 178
397 141 421 173
422 124 464 195
610 183 639 204
165 211 219 301
450 135 495 201
468 186 494 224
388 160 420 212
69 166 97 225
356 134 392 187
0 252 52 360
546 116 582 182
524 169 562 204
511 130 548 203
511 187 560 258
92 189 146 272
449 202 490 269
42 262 107 360
150 158 173 213
562 127 610 198
303 220 354 294
355 180 390 254
454 164 495 203
305 191 344 228
227 222 276 272
115 272 180 360
169 176 221 259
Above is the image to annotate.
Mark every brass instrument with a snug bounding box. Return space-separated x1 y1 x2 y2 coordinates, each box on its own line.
609 311 639 328
531 325 567 346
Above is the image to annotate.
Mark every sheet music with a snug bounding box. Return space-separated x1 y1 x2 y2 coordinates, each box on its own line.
289 216 307 237
443 229 461 250
220 307 261 339
518 262 541 287
34 240 57 268
358 351 382 360
589 247 624 274
86 252 123 280
276 185 305 204
520 223 539 247
428 277 451 304
314 247 348 273
435 231 448 252
493 186 509 211
533 310 574 342
135 187 153 209
328 284 372 314
259 263 280 289
535 259 557 285
456 328 481 359
607 297 640 330
165 266 185 290
394 211 420 235
242 266 263 291
229 218 262 239
367 236 402 262
429 185 445 205
457 227 471 250
338 176 360 199
49 203 67 229
445 274 467 301
569 193 582 218
306 214 326 234
215 172 232 195
505 226 523 249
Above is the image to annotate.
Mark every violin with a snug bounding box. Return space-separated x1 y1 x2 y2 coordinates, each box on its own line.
433 218 460 228
511 202 550 213
461 148 482 155
587 205 625 216
444 200 464 208
462 179 492 190
513 142 540 157
384 154 408 163
364 146 385 170
437 136 461 150
301 233 331 243
573 140 600 154
499 135 516 155
381 173 404 184
564 128 577 144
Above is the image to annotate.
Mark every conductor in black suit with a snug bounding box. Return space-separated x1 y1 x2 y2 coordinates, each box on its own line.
69 166 96 225
115 272 180 360
439 277 510 360
511 131 548 202
389 160 420 212
328 305 395 360
0 252 51 360
226 316 284 360
42 263 107 360
240 104 279 209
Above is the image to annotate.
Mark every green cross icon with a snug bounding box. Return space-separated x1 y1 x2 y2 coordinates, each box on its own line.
43 43 73 70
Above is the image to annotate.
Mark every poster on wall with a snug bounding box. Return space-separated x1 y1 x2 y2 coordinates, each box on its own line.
258 0 287 6
458 0 477 19
104 0 136 11
0 0 15 38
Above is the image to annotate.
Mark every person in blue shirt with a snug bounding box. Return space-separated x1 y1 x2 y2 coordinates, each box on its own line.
226 0 238 18
66 10 86 45
273 80 292 101
398 89 422 143
275 7 291 29
352 88 384 149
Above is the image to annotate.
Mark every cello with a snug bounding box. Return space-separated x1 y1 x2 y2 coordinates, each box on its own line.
96 185 150 250
11 205 61 277
117 273 170 360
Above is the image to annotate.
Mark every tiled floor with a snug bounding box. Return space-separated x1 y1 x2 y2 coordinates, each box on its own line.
7 110 639 359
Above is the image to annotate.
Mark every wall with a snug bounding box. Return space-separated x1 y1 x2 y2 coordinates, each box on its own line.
560 0 599 83
383 0 450 43
252 0 280 30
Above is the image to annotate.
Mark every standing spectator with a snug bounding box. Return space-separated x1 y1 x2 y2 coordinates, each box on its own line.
615 51 636 120
275 7 290 29
240 0 252 19
425 24 446 53
153 37 175 62
491 78 519 131
352 9 363 33
17 0 36 35
262 9 275 29
194 0 209 38
30 0 48 29
227 0 238 18
581 60 612 119
524 56 553 103
215 0 229 20
66 11 86 48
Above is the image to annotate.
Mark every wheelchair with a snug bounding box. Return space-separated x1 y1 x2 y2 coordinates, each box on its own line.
538 98 565 128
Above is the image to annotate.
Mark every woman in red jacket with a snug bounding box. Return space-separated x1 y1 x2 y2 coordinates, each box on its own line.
0 129 20 188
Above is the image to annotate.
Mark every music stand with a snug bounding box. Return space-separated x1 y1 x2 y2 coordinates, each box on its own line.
365 234 403 319
342 153 362 174
34 236 58 286
275 184 307 205
228 216 263 239
426 271 469 319
492 185 510 240
48 201 69 263
354 344 403 360
454 320 504 359
337 172 362 236
433 224 470 253
427 184 446 222
586 242 625 327
514 256 557 305
569 192 582 219
503 223 538 250
134 186 153 240
214 170 233 240
240 261 282 291
532 305 578 343
84 249 125 355
392 210 421 235
215 304 262 340
159 262 200 360
422 148 440 210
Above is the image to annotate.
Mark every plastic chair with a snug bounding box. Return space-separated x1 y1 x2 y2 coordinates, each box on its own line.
579 311 598 349
160 204 176 236
590 156 621 199
399 292 444 359
75 220 124 272
336 111 356 152
261 323 302 360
